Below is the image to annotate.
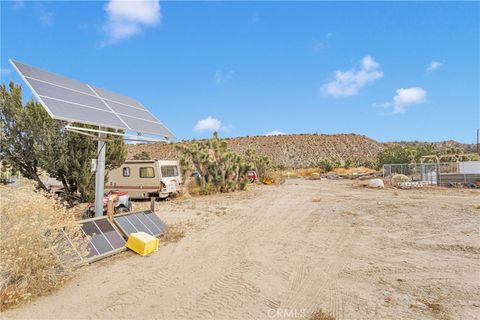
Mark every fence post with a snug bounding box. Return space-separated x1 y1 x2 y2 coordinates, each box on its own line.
150 197 155 212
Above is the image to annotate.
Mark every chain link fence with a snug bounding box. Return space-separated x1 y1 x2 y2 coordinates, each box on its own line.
383 161 480 187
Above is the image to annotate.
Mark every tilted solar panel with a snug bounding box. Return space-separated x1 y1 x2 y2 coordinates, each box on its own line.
79 217 126 261
113 210 167 237
10 59 174 139
48 217 126 264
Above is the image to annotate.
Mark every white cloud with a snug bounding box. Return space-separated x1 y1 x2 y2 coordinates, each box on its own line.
321 55 384 97
1 68 12 77
426 61 443 72
38 7 53 26
265 130 286 136
393 87 427 113
102 0 161 46
194 116 222 132
213 69 234 84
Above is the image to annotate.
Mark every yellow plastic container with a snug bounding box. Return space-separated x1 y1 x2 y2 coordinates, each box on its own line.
125 232 159 256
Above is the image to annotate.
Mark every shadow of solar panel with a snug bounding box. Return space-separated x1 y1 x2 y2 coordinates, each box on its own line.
113 211 166 237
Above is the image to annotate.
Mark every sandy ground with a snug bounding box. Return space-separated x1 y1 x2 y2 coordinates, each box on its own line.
3 179 480 320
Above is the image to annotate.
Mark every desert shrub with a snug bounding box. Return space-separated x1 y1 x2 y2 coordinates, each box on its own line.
316 159 341 173
244 149 271 181
378 144 438 167
0 183 88 310
264 171 286 185
176 132 258 194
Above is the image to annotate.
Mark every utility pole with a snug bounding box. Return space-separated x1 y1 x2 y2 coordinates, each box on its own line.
477 128 479 154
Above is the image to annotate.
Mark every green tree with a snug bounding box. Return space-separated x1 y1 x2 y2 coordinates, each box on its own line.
0 83 47 189
378 144 438 167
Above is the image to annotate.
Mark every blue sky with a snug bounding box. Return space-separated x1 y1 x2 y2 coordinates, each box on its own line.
1 1 479 143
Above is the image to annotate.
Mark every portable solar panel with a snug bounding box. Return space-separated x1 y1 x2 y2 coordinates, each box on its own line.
113 210 166 237
79 217 126 261
47 217 126 265
10 59 174 139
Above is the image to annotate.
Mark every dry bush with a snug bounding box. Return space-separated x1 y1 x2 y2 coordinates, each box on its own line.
0 183 87 310
161 224 186 244
333 166 376 175
309 309 335 320
264 171 286 185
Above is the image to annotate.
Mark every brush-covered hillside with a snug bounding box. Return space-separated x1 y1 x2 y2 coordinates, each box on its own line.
127 133 384 168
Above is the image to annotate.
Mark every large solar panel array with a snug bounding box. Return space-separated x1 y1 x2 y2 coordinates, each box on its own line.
114 210 167 237
10 59 174 138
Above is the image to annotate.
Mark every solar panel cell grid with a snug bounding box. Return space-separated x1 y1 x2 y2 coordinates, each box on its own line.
14 60 92 95
104 100 158 122
41 97 127 129
114 216 137 236
95 218 126 249
113 211 166 237
28 79 110 111
145 212 167 233
81 221 114 255
91 86 145 109
136 213 161 235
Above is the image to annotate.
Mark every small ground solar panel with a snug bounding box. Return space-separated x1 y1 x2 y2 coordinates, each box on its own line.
113 210 167 237
46 217 125 265
79 217 126 260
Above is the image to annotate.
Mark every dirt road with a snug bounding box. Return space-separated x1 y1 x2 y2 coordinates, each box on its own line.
4 180 479 319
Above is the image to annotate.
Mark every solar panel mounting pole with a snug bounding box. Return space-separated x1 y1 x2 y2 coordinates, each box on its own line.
94 128 107 217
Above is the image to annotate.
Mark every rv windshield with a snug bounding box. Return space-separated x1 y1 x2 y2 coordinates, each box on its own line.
161 165 178 178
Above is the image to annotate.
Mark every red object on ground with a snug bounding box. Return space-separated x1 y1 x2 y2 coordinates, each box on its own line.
247 171 258 181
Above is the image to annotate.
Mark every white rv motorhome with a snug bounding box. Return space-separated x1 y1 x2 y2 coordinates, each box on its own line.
106 160 182 199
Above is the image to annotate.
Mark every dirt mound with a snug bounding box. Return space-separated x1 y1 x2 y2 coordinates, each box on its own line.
128 133 383 168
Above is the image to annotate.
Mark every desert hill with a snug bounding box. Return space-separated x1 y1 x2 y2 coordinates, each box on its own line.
127 134 476 169
127 133 476 169
128 133 382 168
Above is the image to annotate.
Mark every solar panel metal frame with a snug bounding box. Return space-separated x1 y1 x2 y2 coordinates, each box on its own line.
46 216 126 266
9 59 175 139
113 210 166 238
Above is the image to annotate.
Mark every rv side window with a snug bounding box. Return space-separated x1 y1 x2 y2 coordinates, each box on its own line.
139 167 155 178
123 167 130 177
161 165 178 177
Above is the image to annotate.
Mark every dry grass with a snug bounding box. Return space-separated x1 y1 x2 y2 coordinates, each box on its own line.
333 166 375 175
161 224 186 244
309 309 335 320
0 182 87 311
